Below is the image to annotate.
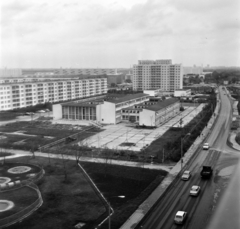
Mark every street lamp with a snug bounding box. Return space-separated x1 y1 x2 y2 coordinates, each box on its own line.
181 133 191 170
107 195 125 229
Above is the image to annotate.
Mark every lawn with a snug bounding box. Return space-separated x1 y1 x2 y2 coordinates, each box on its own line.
0 112 23 121
5 156 167 229
0 186 39 219
0 162 42 182
0 121 101 151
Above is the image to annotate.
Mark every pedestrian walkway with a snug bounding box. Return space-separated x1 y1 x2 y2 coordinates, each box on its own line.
0 149 174 172
228 131 240 151
82 105 202 152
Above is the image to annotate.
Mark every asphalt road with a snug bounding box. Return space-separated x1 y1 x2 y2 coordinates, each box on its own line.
137 87 239 229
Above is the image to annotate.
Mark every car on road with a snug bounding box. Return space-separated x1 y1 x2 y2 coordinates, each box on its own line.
181 170 191 181
25 112 34 116
203 143 209 150
174 211 187 224
190 185 201 196
36 110 45 113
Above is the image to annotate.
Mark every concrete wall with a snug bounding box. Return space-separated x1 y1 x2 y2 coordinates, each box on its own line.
96 104 102 123
100 102 116 124
174 89 191 97
52 104 62 120
139 109 155 126
143 90 155 97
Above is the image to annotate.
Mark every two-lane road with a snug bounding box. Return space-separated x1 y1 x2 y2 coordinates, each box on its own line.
137 86 239 229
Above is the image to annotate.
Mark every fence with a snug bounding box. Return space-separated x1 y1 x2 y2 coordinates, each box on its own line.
38 126 95 151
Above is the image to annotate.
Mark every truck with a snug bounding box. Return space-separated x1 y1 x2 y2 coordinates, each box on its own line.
200 166 213 178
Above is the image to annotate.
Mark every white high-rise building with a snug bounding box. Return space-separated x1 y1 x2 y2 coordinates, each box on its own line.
132 59 183 91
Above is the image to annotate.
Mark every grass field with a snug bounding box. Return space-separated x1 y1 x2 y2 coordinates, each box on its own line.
0 121 101 151
4 156 166 229
0 112 23 121
0 186 39 219
0 162 42 182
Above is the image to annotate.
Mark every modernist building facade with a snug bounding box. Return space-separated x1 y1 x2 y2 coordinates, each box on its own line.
53 93 180 127
53 93 150 125
139 98 180 127
132 59 183 92
0 76 107 111
174 89 192 97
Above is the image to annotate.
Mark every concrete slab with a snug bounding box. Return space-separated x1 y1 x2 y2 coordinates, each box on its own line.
82 104 206 152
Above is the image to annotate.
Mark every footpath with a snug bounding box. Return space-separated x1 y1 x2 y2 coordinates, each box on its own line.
0 149 174 172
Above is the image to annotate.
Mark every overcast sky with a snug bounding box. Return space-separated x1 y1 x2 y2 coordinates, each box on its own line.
1 0 240 68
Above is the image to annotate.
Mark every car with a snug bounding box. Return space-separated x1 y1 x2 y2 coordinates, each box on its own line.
174 211 187 224
37 110 45 113
25 112 34 116
190 185 201 196
203 143 209 150
65 137 77 143
181 170 191 181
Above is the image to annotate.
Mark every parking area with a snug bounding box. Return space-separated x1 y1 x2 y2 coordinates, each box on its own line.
81 104 205 152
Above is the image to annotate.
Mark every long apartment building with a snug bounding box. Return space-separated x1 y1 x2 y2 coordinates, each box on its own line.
132 59 183 91
0 76 107 111
54 68 117 75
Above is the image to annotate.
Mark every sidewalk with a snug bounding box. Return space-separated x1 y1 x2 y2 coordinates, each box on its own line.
0 149 174 172
228 131 240 151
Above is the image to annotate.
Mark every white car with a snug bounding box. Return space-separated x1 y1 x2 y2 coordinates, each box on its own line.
190 185 201 196
174 211 187 224
181 170 191 181
203 143 209 150
37 110 46 113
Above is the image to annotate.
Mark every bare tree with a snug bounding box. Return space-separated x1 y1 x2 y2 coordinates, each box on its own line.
75 143 83 165
59 147 70 181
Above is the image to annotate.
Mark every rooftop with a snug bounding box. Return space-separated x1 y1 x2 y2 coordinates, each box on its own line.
105 93 149 104
175 89 191 91
176 211 186 216
144 98 179 112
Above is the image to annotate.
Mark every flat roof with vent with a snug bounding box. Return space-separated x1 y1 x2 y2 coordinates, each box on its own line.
105 93 149 104
144 98 179 111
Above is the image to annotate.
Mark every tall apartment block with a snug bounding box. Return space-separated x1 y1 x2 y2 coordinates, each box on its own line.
0 76 107 111
132 59 183 91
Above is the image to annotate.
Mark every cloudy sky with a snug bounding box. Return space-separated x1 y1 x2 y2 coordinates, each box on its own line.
1 0 240 68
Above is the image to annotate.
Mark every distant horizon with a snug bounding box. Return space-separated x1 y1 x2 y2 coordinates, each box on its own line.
1 65 240 70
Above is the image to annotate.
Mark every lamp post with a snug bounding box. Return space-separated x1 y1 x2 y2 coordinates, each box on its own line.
107 195 125 229
181 133 191 170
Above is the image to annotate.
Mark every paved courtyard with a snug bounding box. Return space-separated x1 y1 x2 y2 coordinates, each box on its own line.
81 104 204 152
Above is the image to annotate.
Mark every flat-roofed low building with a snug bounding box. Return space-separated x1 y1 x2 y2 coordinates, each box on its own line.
139 98 180 127
143 88 164 97
101 93 149 124
174 89 191 97
53 93 150 124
